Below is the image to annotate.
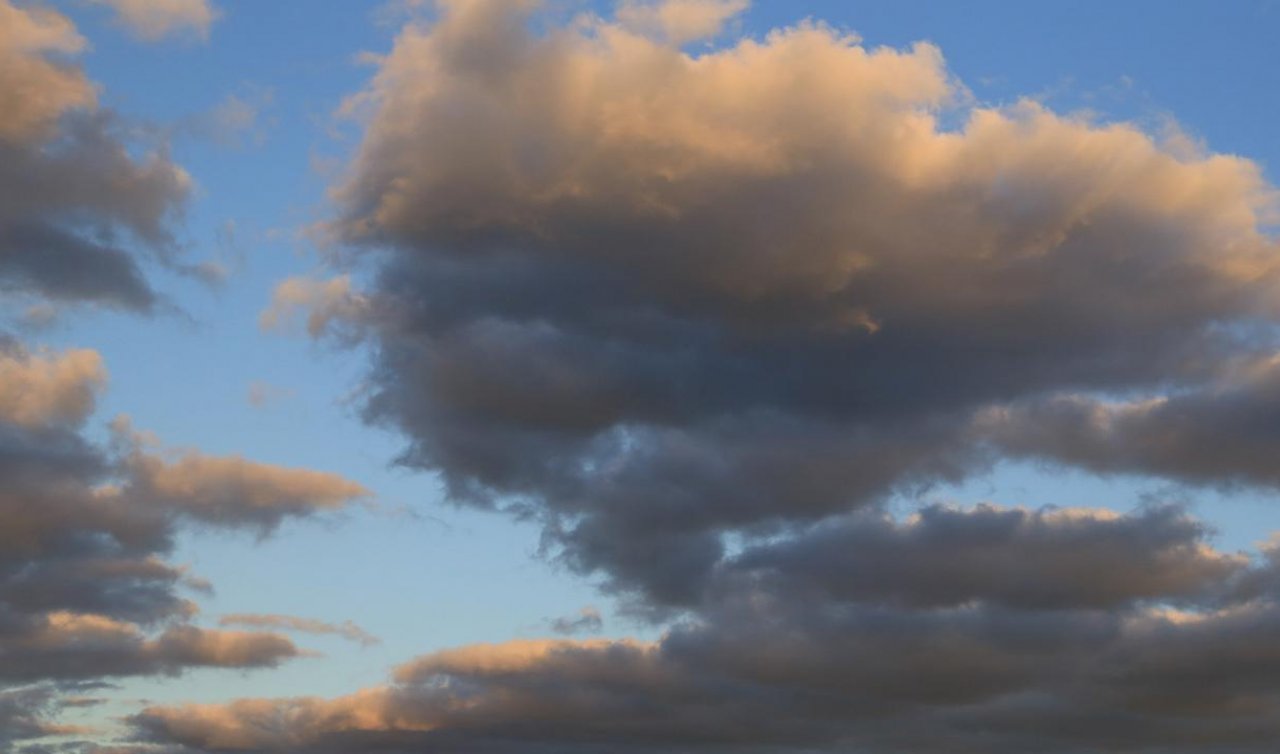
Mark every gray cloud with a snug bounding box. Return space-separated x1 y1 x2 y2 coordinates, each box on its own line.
0 685 93 746
0 0 190 314
982 356 1280 489
0 222 157 312
209 0 1280 751
127 504 1280 753
0 7 367 744
549 606 604 636
720 504 1244 611
0 344 366 739
281 0 1280 607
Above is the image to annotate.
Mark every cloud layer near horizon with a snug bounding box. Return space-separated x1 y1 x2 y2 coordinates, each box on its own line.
144 0 1280 751
130 504 1280 752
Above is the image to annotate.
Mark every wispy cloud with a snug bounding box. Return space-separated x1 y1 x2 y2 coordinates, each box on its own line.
548 606 603 636
219 614 380 648
89 0 220 42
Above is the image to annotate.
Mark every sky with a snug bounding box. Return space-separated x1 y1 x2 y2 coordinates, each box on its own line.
2 1 1280 752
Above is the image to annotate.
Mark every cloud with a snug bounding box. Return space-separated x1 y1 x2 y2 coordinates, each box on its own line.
292 0 1280 609
617 0 748 44
0 0 190 313
0 0 93 143
180 89 275 149
981 355 1280 488
0 342 365 731
112 416 369 533
245 380 293 409
200 2 1280 751
218 614 380 647
126 503 1280 752
549 606 604 635
2 614 301 684
89 0 219 42
0 685 94 746
720 504 1244 611
0 344 105 429
0 221 161 312
260 275 371 340
133 639 665 751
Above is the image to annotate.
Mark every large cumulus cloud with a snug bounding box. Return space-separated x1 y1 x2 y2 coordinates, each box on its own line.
208 0 1280 750
269 0 1280 604
0 0 190 313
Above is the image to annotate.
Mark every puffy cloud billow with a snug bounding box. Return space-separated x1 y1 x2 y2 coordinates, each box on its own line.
293 0 1280 606
0 0 190 314
126 0 1280 751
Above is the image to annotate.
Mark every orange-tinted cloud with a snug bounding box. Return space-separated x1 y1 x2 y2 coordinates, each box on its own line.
0 342 365 740
219 613 380 647
0 344 105 429
301 0 1280 610
0 0 94 143
89 0 219 41
0 0 190 311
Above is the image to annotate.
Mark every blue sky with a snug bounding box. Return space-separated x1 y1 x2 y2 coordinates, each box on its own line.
5 2 1280 751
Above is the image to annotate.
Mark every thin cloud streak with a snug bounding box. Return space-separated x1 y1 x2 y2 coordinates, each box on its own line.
218 614 381 648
